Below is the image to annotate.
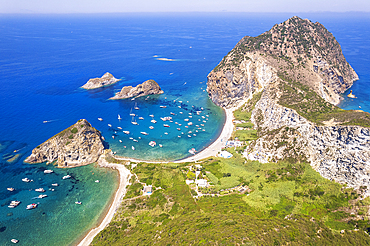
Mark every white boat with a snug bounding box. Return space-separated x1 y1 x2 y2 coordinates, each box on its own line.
119 140 122 143
123 131 130 134
130 113 135 116
151 119 157 123
170 112 175 115
188 122 193 126
118 114 122 120
95 180 100 183
62 175 71 180
164 132 168 135
108 124 112 127
189 113 192 115
179 112 183 114
134 106 139 110
149 141 156 147
163 124 170 127
129 137 133 140
11 239 19 244
75 201 82 205
138 117 144 120
132 146 135 150
189 148 196 155
178 106 181 108
149 126 154 129
22 178 31 182
44 170 53 174
160 105 167 108
131 121 138 125
7 187 15 191
117 126 122 129
159 144 163 147
188 135 191 138
149 114 154 117
141 132 149 135
112 136 115 139
38 194 47 199
185 126 188 128
202 116 205 119
193 134 196 136
177 128 181 131
8 200 20 208
178 135 181 138
184 119 189 121
133 139 138 142
189 116 192 118
98 118 103 121
26 203 37 210
51 183 58 186
35 188 45 192
179 124 182 126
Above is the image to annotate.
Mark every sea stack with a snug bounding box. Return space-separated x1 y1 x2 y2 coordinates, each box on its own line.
82 72 121 89
110 79 164 100
25 119 105 168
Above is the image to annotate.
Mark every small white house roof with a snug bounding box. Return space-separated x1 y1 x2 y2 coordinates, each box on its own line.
195 179 208 187
219 151 233 158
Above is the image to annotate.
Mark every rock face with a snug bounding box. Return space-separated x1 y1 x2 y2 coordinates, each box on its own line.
82 72 121 89
207 16 370 194
25 119 105 168
207 16 358 107
110 80 164 100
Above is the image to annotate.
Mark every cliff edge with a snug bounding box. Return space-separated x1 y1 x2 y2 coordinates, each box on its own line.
207 16 370 194
110 79 164 100
82 72 121 90
25 119 105 168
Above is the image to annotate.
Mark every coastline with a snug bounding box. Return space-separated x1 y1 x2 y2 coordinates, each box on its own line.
77 151 132 246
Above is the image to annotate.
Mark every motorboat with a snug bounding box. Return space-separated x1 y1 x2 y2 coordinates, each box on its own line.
112 136 115 139
184 119 189 122
178 135 181 138
189 116 192 118
149 114 154 117
8 200 20 208
117 127 122 129
141 132 149 135
189 148 196 155
177 128 181 131
170 112 175 115
62 175 71 180
44 170 53 174
149 141 156 147
22 178 31 182
38 194 47 199
130 113 135 116
98 118 103 121
188 122 193 126
139 117 144 120
118 114 122 120
119 140 122 143
35 188 45 192
159 144 163 148
188 135 191 138
95 180 100 183
108 124 112 127
164 132 168 135
160 105 167 108
132 146 135 150
151 119 157 123
51 183 59 186
11 239 19 244
163 124 170 127
7 187 15 191
26 203 37 210
149 126 154 129
75 201 82 205
123 131 130 134
133 139 138 142
179 112 183 114
129 137 133 140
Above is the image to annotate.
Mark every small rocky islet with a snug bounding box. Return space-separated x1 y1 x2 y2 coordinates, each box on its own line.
81 72 121 90
110 79 164 100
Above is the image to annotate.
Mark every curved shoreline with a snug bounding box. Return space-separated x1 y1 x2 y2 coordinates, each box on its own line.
76 99 248 245
77 152 132 246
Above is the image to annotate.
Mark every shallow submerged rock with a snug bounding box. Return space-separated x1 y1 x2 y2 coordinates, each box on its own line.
110 79 164 100
81 72 121 89
25 119 105 168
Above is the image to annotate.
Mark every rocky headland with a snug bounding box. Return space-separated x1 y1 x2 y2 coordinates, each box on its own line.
207 16 370 194
110 79 163 100
25 119 106 168
82 72 121 89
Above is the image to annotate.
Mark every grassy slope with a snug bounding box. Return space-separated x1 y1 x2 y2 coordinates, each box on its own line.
92 156 370 245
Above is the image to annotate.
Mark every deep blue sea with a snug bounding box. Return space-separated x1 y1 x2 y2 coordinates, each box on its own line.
0 12 369 245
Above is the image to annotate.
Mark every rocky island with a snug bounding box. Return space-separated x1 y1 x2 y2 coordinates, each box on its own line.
207 16 370 194
25 119 105 168
110 79 163 100
81 72 121 89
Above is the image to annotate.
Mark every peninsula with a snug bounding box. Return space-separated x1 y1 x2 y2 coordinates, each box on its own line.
109 79 163 100
81 72 121 89
25 119 105 168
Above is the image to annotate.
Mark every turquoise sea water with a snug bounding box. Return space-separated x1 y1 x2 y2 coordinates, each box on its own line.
0 13 369 245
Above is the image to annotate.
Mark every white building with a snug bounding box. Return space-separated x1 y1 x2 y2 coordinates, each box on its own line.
195 179 208 188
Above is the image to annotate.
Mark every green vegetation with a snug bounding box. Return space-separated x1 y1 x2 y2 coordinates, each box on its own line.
278 77 370 127
71 127 78 134
92 153 370 245
233 129 258 141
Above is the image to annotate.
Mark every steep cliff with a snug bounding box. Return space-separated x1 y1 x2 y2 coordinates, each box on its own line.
207 16 370 193
110 79 164 100
82 72 121 89
25 119 105 168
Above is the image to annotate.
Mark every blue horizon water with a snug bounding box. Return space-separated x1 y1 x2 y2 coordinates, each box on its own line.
0 12 369 245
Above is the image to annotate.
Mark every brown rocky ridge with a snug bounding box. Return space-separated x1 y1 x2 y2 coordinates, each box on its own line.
81 72 121 89
110 79 164 100
24 119 105 168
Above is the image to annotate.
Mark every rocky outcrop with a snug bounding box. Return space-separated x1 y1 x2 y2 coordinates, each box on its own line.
110 80 163 100
207 16 358 107
82 72 121 89
25 119 105 168
207 16 370 194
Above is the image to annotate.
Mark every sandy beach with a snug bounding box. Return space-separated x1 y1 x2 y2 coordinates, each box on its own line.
77 99 248 245
77 151 132 246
